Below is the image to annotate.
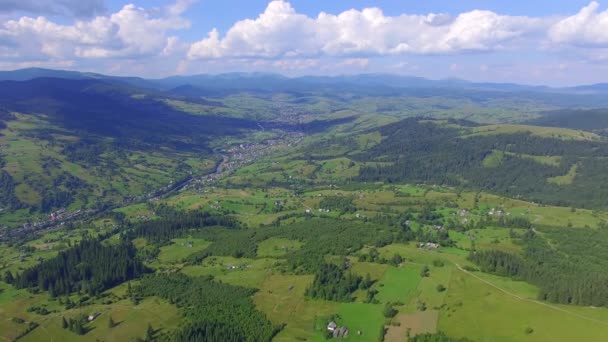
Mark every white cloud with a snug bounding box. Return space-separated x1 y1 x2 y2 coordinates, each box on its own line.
0 1 191 62
188 0 547 60
344 58 369 66
549 1 608 47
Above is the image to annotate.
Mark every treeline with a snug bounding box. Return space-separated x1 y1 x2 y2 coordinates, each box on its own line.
0 169 25 210
180 218 410 273
137 273 279 342
305 263 361 302
353 118 608 208
318 195 356 214
409 332 473 342
268 219 410 273
470 226 608 306
528 108 608 132
128 206 240 243
10 239 147 296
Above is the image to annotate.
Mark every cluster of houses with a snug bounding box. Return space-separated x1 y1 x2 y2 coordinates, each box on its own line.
304 208 331 214
457 209 470 217
418 242 440 250
488 208 509 217
327 322 349 339
1 208 97 242
226 263 249 270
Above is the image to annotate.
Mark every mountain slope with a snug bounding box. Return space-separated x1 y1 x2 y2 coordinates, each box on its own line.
0 78 261 223
353 119 608 208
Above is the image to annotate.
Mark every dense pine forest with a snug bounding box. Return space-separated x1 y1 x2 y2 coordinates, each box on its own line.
9 239 147 296
137 273 279 342
306 263 362 302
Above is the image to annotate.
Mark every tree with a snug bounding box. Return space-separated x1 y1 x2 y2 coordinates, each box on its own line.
3 270 14 284
432 259 444 267
436 284 446 292
73 320 85 335
420 265 430 277
383 303 398 318
108 316 115 328
61 316 68 329
391 253 403 266
131 294 139 305
359 273 373 290
146 323 154 341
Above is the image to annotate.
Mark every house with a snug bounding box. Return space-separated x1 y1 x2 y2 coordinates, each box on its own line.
458 209 469 217
327 321 337 332
87 312 101 321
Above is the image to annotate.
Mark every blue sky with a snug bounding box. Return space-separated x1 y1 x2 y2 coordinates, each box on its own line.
2 0 608 85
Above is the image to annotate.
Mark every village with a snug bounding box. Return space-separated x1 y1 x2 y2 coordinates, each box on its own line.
0 130 305 242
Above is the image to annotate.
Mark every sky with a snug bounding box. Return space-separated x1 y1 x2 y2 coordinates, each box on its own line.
1 0 608 85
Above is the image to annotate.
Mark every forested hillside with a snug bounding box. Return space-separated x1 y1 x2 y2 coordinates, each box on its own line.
528 108 608 133
355 119 608 208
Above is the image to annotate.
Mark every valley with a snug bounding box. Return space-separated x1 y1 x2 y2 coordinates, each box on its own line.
1 70 608 342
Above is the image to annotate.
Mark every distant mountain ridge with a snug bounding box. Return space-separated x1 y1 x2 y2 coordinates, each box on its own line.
0 67 601 94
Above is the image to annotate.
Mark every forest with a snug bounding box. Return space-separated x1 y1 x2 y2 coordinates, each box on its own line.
470 226 608 306
136 273 279 342
355 119 608 208
305 263 362 302
9 239 147 296
127 206 241 243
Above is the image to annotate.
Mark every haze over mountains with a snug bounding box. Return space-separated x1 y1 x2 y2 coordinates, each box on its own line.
2 67 608 95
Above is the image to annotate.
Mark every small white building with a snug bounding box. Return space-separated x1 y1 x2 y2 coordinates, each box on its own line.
327 321 337 332
87 312 101 321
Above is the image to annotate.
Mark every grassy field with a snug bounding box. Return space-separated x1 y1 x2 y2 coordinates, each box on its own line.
257 237 303 257
254 274 337 342
21 297 181 342
374 266 421 304
547 163 578 185
180 256 278 288
156 238 211 264
336 303 385 341
439 268 608 342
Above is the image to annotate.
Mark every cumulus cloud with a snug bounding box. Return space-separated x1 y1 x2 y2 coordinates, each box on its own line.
0 1 191 63
0 0 105 18
549 1 608 47
188 0 547 60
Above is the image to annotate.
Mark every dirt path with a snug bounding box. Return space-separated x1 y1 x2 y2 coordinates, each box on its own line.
454 263 608 326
